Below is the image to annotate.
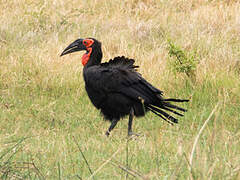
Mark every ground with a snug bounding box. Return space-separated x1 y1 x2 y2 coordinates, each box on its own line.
0 0 240 179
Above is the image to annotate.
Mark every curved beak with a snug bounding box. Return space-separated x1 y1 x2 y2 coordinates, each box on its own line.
60 38 86 57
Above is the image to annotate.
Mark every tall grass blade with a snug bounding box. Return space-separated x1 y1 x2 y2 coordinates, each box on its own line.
73 136 95 180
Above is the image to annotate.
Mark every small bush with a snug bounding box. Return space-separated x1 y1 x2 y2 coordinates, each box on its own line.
167 40 199 81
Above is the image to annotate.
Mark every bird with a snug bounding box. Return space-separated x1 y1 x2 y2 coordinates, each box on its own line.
60 38 189 136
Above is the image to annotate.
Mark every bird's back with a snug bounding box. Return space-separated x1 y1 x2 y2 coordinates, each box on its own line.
61 37 188 135
83 55 188 124
83 56 151 121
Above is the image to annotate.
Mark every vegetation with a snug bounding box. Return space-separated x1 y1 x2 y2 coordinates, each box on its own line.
0 0 240 179
167 40 198 80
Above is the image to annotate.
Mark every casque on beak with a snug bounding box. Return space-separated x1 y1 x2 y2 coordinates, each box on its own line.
60 38 86 57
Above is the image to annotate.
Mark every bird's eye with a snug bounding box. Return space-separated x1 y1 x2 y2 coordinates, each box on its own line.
83 41 88 45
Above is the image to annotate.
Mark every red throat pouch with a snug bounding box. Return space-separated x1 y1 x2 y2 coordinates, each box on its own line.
81 48 92 66
82 53 89 66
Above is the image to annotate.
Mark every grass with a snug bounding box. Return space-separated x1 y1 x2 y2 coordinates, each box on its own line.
0 0 240 179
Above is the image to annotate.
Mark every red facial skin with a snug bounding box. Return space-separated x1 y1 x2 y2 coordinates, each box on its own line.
82 39 94 66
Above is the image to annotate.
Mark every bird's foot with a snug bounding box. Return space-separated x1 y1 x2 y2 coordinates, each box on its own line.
105 130 110 137
128 131 140 137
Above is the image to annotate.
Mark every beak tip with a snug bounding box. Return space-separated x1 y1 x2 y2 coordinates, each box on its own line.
60 38 85 57
60 51 67 57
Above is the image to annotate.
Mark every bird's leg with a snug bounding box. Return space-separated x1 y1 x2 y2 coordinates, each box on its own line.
105 119 118 137
128 108 135 136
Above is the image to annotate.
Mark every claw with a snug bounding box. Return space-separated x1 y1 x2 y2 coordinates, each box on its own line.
128 131 140 137
105 131 110 137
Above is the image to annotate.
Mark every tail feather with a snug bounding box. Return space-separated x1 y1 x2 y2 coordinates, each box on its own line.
147 104 178 123
162 101 187 112
160 106 184 116
163 98 189 102
146 105 175 125
145 98 189 124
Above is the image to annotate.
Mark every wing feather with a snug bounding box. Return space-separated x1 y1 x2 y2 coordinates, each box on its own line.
84 55 188 124
84 56 160 104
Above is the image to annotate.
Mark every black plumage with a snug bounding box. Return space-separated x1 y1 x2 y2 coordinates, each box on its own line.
60 38 189 136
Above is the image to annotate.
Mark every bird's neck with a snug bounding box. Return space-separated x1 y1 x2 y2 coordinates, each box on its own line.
83 47 103 68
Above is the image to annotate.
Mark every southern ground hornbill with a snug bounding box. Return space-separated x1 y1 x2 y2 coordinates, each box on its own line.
60 38 189 136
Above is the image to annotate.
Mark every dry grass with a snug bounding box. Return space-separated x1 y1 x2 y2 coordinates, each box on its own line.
0 0 240 179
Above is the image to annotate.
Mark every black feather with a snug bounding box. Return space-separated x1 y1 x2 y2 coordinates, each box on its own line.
146 104 178 123
163 98 189 102
62 38 189 135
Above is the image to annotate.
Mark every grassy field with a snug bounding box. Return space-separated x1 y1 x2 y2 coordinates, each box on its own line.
0 0 240 179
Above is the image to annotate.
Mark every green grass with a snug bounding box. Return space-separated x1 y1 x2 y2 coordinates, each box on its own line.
1 0 240 179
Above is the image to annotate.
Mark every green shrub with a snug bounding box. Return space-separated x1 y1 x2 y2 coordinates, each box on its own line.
167 40 199 81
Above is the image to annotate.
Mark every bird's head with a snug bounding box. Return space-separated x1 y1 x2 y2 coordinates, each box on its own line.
60 38 102 66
